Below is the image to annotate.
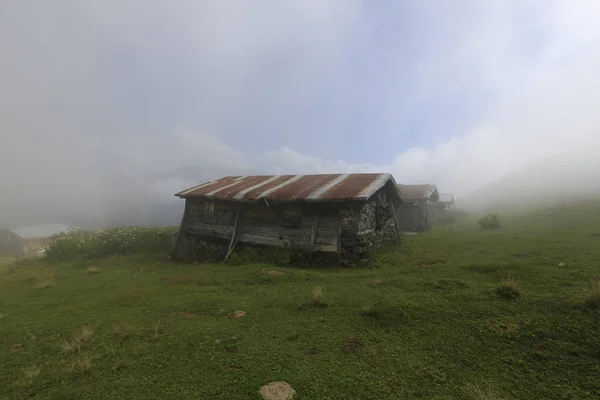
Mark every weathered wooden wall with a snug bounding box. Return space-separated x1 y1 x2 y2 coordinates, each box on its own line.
174 199 345 261
397 200 436 232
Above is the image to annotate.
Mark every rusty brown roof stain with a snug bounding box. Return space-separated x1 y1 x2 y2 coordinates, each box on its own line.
267 174 340 201
176 173 402 204
321 173 383 199
241 175 295 200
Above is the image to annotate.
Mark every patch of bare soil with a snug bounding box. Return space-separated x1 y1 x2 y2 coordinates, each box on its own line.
263 270 284 276
119 292 140 302
363 279 383 286
228 311 246 319
176 312 199 319
165 274 190 283
12 344 24 349
488 322 519 335
259 381 296 400
341 339 363 354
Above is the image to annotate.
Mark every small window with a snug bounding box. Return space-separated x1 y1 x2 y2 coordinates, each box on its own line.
282 208 302 227
203 201 215 223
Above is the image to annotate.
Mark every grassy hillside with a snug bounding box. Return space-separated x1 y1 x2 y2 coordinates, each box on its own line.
1 202 600 399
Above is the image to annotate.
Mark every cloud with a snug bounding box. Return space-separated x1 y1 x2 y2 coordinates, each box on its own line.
1 0 600 226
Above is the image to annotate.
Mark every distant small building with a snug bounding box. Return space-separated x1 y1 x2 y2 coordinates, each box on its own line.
0 223 78 257
397 184 440 232
172 173 403 264
436 193 455 211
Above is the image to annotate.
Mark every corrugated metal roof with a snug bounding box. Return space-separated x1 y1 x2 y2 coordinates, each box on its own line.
11 223 79 240
398 184 439 202
176 173 402 203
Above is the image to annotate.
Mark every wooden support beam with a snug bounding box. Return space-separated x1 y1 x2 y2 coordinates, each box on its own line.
222 205 241 263
390 200 400 238
310 212 317 251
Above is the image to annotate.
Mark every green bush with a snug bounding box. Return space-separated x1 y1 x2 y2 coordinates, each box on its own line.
478 213 502 230
44 226 177 262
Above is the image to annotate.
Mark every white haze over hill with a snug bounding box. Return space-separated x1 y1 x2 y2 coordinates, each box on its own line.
1 1 600 228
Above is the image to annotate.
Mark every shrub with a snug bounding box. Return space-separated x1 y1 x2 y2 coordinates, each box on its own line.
496 277 520 300
44 226 177 262
478 213 502 230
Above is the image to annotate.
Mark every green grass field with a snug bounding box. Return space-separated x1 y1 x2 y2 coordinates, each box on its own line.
2 202 600 399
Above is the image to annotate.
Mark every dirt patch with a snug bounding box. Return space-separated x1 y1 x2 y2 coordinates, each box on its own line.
165 274 190 283
341 339 363 354
259 381 296 400
119 292 140 302
363 279 383 286
263 270 284 276
228 311 246 319
225 345 239 353
488 322 519 335
176 312 199 319
12 344 24 349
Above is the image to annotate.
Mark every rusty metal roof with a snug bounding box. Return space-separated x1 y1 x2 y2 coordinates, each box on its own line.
398 184 439 202
176 173 402 203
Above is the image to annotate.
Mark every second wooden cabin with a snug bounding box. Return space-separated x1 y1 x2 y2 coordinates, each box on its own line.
396 184 440 232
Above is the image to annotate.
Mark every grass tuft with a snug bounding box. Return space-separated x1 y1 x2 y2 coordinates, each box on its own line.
16 365 41 387
463 383 503 400
73 355 93 373
112 321 137 339
87 265 99 274
311 286 328 308
496 277 520 299
74 326 94 342
584 278 600 310
60 326 94 353
34 279 54 289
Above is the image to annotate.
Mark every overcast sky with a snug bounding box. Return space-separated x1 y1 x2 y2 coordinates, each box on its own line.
1 0 600 224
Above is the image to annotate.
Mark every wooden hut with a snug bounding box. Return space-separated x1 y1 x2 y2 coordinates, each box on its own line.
172 173 403 264
0 223 78 257
396 184 439 232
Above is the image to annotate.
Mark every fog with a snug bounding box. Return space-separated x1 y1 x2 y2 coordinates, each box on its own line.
1 1 600 229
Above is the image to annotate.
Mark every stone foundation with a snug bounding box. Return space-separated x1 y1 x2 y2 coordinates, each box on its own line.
339 225 400 267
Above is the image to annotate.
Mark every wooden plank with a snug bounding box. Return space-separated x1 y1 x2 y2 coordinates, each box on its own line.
186 222 233 238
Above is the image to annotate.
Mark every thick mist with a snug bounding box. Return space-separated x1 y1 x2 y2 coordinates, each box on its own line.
2 1 600 229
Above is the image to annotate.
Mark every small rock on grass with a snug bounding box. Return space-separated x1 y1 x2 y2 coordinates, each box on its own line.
228 311 246 319
259 381 296 400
